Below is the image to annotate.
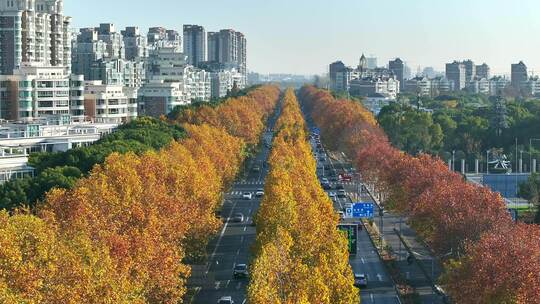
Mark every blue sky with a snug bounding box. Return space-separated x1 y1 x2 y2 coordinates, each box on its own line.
66 0 540 75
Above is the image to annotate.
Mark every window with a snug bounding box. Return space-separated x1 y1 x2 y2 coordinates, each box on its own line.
37 91 53 98
19 91 32 98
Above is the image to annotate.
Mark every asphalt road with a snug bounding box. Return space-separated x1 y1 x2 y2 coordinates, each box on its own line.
312 137 400 304
190 114 278 304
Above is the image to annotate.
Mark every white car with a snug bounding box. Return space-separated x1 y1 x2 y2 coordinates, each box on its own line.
255 189 264 197
242 192 253 200
328 191 337 199
217 296 234 304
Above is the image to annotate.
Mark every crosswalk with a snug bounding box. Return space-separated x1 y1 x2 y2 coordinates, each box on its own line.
232 180 356 186
234 180 265 185
227 190 359 198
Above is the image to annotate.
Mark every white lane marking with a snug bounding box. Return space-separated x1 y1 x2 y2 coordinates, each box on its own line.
370 293 374 302
215 281 221 290
246 217 250 223
226 280 230 288
237 248 240 255
242 299 247 304
243 226 247 232
377 274 383 282
361 258 365 264
206 201 236 275
240 236 244 244
236 282 242 290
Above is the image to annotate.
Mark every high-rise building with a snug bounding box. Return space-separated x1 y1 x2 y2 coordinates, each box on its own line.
121 27 148 60
462 60 476 83
207 32 220 62
511 61 528 90
366 56 377 69
96 23 125 60
0 0 72 75
206 29 247 76
446 61 466 91
389 58 404 90
329 61 347 91
476 63 490 79
72 28 108 80
183 25 206 66
235 31 247 76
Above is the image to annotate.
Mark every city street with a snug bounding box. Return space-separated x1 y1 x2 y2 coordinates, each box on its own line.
189 111 278 304
311 134 400 304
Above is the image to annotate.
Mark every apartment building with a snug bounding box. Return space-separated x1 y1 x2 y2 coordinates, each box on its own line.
121 26 148 60
0 65 84 121
84 80 136 124
183 24 206 66
0 0 72 74
138 80 190 117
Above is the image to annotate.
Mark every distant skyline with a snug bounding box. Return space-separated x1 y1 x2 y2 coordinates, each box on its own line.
66 0 540 76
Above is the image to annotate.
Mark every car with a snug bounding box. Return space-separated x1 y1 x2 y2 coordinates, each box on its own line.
337 211 345 219
344 202 353 211
255 189 264 197
217 296 234 304
339 174 353 182
354 273 368 288
328 191 337 199
242 192 253 200
321 177 329 184
233 213 244 223
233 264 249 278
252 165 261 173
322 182 332 190
337 189 347 198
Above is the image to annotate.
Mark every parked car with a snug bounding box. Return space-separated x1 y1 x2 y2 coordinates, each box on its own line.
217 296 234 304
354 273 368 288
242 192 253 200
233 264 249 278
255 189 264 197
233 213 244 223
337 189 347 199
252 165 261 173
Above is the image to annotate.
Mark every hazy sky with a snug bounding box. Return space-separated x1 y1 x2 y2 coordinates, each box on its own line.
66 0 540 76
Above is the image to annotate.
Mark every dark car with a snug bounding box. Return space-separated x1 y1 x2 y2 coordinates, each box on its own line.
233 264 249 278
354 273 368 288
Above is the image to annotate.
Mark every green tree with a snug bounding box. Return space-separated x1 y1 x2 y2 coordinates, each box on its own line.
518 173 540 223
378 103 443 154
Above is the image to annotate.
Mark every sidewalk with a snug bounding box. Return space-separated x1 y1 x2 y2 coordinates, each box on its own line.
362 186 445 304
328 151 446 304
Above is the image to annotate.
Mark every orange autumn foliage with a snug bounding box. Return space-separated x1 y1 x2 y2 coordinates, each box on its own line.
298 85 537 303
0 85 280 303
249 89 358 304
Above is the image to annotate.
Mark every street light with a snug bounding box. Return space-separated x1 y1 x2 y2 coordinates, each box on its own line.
452 150 455 172
486 150 490 175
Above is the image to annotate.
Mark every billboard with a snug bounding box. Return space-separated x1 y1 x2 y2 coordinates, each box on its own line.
338 224 358 254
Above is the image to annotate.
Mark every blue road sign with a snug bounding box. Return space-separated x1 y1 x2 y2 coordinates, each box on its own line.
351 202 374 218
